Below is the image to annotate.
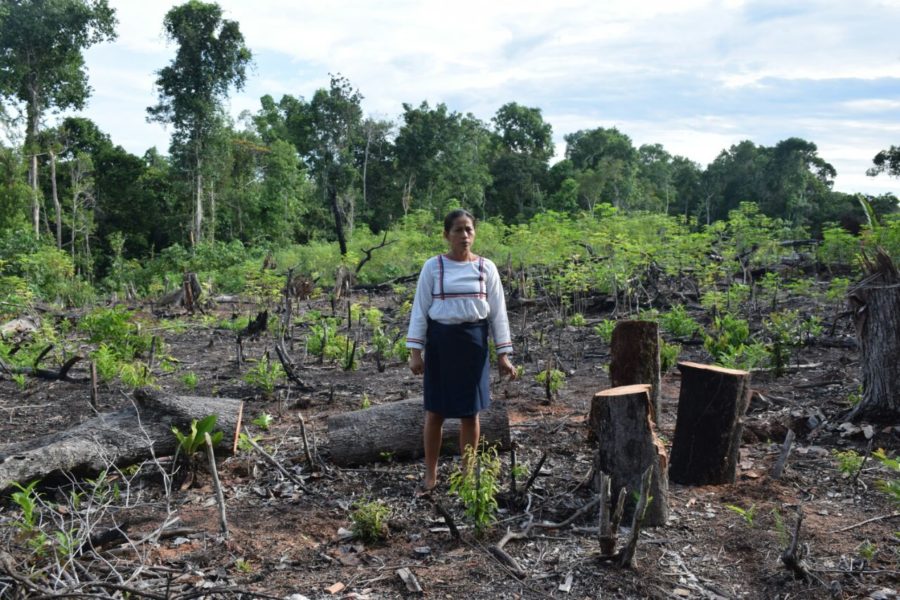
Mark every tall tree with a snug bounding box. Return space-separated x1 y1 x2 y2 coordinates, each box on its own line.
564 127 638 209
868 145 900 179
147 0 251 246
488 102 553 221
307 75 364 255
0 0 116 237
395 101 492 217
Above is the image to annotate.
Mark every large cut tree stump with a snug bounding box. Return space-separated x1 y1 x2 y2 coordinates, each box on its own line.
589 384 669 526
326 398 510 466
669 362 751 485
609 320 661 423
848 249 900 422
0 389 242 492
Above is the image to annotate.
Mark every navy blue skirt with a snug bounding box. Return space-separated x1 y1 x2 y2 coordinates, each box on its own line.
424 319 491 418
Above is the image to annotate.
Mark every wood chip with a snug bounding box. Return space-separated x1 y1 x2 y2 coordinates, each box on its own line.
396 567 423 594
325 582 345 595
558 571 573 592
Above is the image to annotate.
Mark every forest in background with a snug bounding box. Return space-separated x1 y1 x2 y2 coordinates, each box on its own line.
1 0 899 306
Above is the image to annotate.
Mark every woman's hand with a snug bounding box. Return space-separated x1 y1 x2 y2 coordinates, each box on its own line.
498 353 518 380
409 349 425 375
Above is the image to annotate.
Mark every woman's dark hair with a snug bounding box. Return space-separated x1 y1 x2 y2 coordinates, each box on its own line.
443 208 476 232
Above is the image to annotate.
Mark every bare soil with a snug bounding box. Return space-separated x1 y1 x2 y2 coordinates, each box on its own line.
1 287 898 600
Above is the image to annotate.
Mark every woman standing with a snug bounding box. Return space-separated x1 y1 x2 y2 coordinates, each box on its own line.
407 209 517 493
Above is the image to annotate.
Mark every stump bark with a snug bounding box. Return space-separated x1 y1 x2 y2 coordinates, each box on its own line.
609 320 661 423
326 398 510 466
669 362 751 485
848 249 900 422
589 384 669 526
0 389 242 492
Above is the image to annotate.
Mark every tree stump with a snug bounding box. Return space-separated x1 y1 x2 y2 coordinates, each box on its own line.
669 362 751 485
0 389 242 492
848 249 900 422
326 398 510 466
609 320 661 423
589 384 668 527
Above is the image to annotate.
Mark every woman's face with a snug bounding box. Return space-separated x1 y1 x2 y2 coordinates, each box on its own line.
444 216 476 256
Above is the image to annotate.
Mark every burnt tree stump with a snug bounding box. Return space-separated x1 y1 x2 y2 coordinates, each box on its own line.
848 249 900 422
609 320 661 424
589 384 669 527
326 398 510 466
669 362 751 485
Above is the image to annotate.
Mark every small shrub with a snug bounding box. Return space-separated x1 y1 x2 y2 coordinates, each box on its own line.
660 340 681 372
724 503 756 526
181 371 198 389
251 412 274 430
450 442 501 536
872 449 900 506
243 355 285 396
593 319 616 343
660 305 699 338
569 312 587 327
832 449 864 477
350 499 391 543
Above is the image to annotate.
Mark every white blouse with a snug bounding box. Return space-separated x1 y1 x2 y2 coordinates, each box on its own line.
406 255 513 354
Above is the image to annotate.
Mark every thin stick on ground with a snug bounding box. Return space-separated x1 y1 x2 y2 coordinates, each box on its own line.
241 426 312 493
204 432 228 537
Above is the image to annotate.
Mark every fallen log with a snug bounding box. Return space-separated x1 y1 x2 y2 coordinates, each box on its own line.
326 398 510 466
669 362 751 485
0 389 242 492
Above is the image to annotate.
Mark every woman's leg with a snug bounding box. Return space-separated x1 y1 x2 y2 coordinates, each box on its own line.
423 411 445 489
459 414 481 469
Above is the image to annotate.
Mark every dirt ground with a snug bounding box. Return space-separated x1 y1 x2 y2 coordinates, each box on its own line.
1 286 898 600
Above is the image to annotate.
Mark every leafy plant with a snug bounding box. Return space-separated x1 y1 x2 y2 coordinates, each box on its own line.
660 305 699 338
11 480 41 532
251 412 273 430
872 449 900 506
11 372 26 390
725 503 756 526
181 371 198 389
119 361 154 389
243 354 285 396
593 319 616 343
857 540 877 562
450 442 502 536
659 340 681 372
237 432 261 454
172 415 223 458
704 313 750 361
535 367 566 400
832 449 864 477
235 558 253 573
360 394 371 409
569 312 587 327
350 498 391 543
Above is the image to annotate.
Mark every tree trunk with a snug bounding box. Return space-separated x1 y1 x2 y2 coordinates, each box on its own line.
669 362 751 485
50 150 61 250
589 384 669 527
329 180 348 256
609 320 661 423
326 398 510 466
0 389 242 492
848 249 900 421
195 152 203 246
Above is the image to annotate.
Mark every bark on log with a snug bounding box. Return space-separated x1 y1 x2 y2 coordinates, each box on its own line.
589 384 669 527
0 389 242 492
609 321 661 423
326 398 510 466
848 249 900 422
669 362 751 485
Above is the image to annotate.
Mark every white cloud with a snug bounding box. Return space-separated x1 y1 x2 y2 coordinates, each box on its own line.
65 0 900 196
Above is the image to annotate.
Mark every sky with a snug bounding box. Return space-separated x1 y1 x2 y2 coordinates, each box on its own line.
68 0 900 195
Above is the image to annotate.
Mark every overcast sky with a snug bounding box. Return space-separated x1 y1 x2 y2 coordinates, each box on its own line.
73 0 900 195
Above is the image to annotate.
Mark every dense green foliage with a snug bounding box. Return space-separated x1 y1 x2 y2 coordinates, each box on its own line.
1 0 898 303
